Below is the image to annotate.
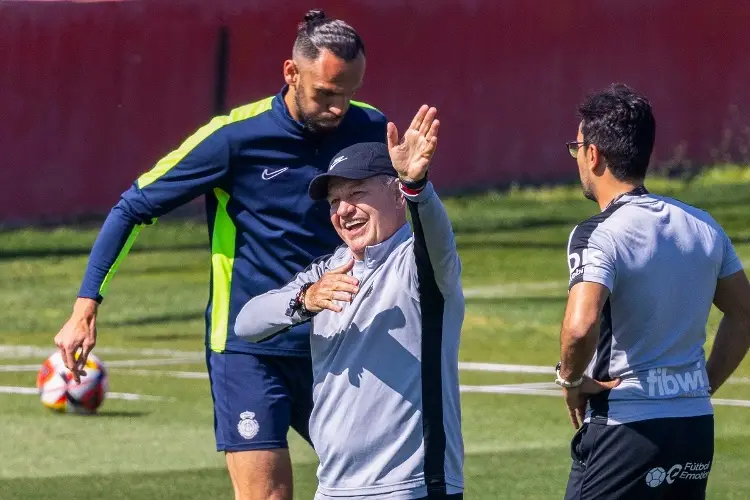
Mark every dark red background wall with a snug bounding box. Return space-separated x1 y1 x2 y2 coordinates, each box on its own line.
1 0 749 223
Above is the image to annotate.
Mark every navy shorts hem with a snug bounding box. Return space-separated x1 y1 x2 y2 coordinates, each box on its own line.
218 439 289 453
209 343 312 358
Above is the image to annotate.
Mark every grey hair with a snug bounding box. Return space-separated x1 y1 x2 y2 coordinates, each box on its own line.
379 175 399 187
377 175 405 207
293 9 365 61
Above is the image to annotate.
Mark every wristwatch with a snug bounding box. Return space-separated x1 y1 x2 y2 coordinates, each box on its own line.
285 282 316 318
555 361 584 388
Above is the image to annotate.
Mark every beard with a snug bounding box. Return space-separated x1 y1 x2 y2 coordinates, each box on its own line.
294 88 341 135
581 182 597 202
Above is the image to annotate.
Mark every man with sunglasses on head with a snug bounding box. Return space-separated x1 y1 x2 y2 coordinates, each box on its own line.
557 83 750 499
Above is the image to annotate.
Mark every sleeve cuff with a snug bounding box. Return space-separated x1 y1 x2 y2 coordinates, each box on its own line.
77 291 104 304
400 181 435 202
719 259 744 279
569 273 613 293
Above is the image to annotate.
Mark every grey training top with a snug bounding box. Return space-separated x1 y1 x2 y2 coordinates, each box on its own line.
236 182 465 499
567 187 743 425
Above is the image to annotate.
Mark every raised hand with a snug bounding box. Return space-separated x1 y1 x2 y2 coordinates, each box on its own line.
386 104 440 183
303 259 359 313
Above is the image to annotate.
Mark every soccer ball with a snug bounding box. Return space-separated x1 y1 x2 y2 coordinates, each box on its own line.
645 467 666 488
36 351 108 414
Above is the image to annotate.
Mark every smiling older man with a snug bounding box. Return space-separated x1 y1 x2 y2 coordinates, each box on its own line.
235 105 465 500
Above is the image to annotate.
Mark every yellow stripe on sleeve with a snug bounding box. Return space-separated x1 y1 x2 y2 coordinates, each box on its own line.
209 187 237 352
137 96 274 189
351 100 381 112
98 222 148 298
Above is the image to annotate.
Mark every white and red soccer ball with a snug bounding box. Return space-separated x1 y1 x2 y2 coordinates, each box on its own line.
36 352 108 414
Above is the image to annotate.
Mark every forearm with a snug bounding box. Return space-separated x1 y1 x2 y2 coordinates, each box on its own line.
559 324 599 381
66 297 99 331
73 297 99 315
706 315 750 394
235 288 310 342
404 182 461 294
234 261 328 341
78 203 148 302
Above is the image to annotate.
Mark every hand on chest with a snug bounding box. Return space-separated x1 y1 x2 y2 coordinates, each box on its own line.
312 264 418 341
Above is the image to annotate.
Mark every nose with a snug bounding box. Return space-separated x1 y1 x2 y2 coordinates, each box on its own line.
328 98 348 117
336 200 356 217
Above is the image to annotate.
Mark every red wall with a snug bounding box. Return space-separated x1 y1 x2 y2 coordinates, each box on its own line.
1 0 749 222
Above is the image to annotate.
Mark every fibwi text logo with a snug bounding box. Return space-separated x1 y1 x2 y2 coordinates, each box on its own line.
645 363 707 397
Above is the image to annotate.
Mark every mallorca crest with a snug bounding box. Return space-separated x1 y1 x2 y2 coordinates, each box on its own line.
237 411 260 440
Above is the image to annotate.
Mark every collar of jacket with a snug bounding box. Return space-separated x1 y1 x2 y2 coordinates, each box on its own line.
272 85 364 142
352 223 412 270
270 85 305 137
272 84 336 141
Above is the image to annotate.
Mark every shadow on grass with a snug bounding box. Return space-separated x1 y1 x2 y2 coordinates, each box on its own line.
48 410 151 418
107 313 204 327
466 296 566 305
92 411 151 418
0 243 208 261
126 264 209 277
132 333 202 342
458 240 564 250
453 218 578 235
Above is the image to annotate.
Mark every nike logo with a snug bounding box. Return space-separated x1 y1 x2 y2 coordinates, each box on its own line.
329 156 347 170
261 167 289 180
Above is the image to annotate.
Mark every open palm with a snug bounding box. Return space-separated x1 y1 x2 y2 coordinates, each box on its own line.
387 105 440 183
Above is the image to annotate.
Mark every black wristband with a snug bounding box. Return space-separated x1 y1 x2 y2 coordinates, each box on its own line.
285 282 316 318
399 172 428 191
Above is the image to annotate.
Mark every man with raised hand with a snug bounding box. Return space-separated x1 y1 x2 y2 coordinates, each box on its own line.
236 105 465 500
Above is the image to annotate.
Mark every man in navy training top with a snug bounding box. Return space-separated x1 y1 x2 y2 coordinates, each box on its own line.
53 9 387 500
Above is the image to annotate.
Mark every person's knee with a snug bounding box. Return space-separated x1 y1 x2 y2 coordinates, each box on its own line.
225 449 293 500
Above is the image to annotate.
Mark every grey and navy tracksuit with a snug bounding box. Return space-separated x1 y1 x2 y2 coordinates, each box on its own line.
236 182 465 499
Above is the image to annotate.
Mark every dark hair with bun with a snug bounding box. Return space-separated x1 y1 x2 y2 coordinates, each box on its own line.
293 9 365 61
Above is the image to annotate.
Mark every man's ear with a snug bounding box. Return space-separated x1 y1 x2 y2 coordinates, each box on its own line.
587 143 606 176
283 59 299 86
394 183 406 209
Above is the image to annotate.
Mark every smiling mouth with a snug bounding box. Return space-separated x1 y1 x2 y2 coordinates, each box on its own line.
343 220 367 233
